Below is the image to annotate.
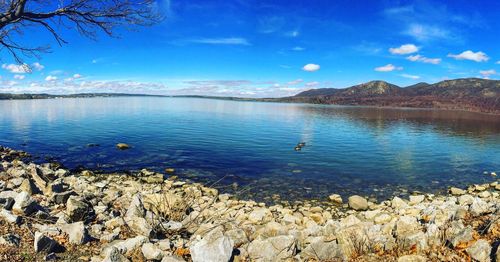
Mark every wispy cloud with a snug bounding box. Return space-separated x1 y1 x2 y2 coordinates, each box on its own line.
258 16 286 34
13 75 25 80
404 24 451 41
448 50 489 62
291 46 305 51
45 75 58 81
400 74 420 79
479 69 497 79
406 54 441 64
375 64 403 72
185 37 250 45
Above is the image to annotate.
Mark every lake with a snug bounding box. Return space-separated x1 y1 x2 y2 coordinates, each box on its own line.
0 97 499 203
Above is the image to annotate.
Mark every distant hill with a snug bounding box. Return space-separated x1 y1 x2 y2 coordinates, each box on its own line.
283 78 500 114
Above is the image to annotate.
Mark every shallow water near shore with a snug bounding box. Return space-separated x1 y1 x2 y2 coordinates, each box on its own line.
1 97 499 202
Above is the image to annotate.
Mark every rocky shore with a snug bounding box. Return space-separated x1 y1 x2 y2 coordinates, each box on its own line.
0 146 499 261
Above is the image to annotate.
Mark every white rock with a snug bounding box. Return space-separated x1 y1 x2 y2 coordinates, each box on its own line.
247 235 296 261
466 239 491 262
12 191 38 215
248 208 271 223
60 221 87 244
141 243 163 260
458 195 474 206
409 195 425 205
190 228 234 262
103 236 149 256
392 196 408 209
470 197 489 216
0 209 20 224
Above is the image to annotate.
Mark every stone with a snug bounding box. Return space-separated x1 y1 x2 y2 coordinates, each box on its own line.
470 197 489 216
450 227 474 248
19 178 39 195
12 191 38 215
60 221 87 244
116 143 130 150
51 191 76 204
392 196 408 209
66 196 91 222
458 194 474 205
395 216 420 238
0 233 21 246
125 216 152 237
301 236 341 260
397 255 427 262
225 228 248 247
102 247 130 262
450 187 466 196
190 228 234 262
247 235 296 261
0 197 14 210
125 194 145 218
409 195 425 205
466 239 491 262
103 236 148 256
34 232 60 253
141 173 164 184
374 213 392 224
161 256 185 262
248 208 271 223
478 191 491 198
141 243 163 260
328 194 343 204
348 195 368 211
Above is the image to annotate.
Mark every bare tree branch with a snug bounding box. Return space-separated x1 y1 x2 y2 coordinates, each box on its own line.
0 0 162 64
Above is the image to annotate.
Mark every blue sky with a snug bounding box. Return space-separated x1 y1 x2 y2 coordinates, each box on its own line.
1 0 499 97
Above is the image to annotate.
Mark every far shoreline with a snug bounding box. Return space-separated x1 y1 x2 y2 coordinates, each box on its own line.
1 92 500 117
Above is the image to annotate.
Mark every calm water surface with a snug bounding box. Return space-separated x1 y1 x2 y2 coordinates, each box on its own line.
0 97 499 202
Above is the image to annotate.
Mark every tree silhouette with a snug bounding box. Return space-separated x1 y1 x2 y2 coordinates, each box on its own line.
0 0 161 66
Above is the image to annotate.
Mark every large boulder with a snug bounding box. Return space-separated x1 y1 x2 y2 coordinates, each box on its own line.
301 236 341 260
190 228 234 262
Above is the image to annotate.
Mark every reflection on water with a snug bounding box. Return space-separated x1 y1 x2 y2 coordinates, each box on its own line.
0 97 499 202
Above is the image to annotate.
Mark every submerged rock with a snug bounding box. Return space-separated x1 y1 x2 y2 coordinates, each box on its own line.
116 143 131 150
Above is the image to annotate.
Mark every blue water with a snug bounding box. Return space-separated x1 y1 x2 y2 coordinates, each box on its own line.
1 97 499 202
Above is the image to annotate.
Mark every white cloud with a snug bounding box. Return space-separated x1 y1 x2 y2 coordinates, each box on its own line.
389 44 418 55
32 62 44 71
291 46 305 51
400 74 420 79
479 69 497 78
189 37 250 45
448 50 489 62
496 61 500 64
45 75 58 81
13 75 25 80
374 64 403 72
406 54 441 64
302 64 320 72
73 74 83 79
2 63 30 73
